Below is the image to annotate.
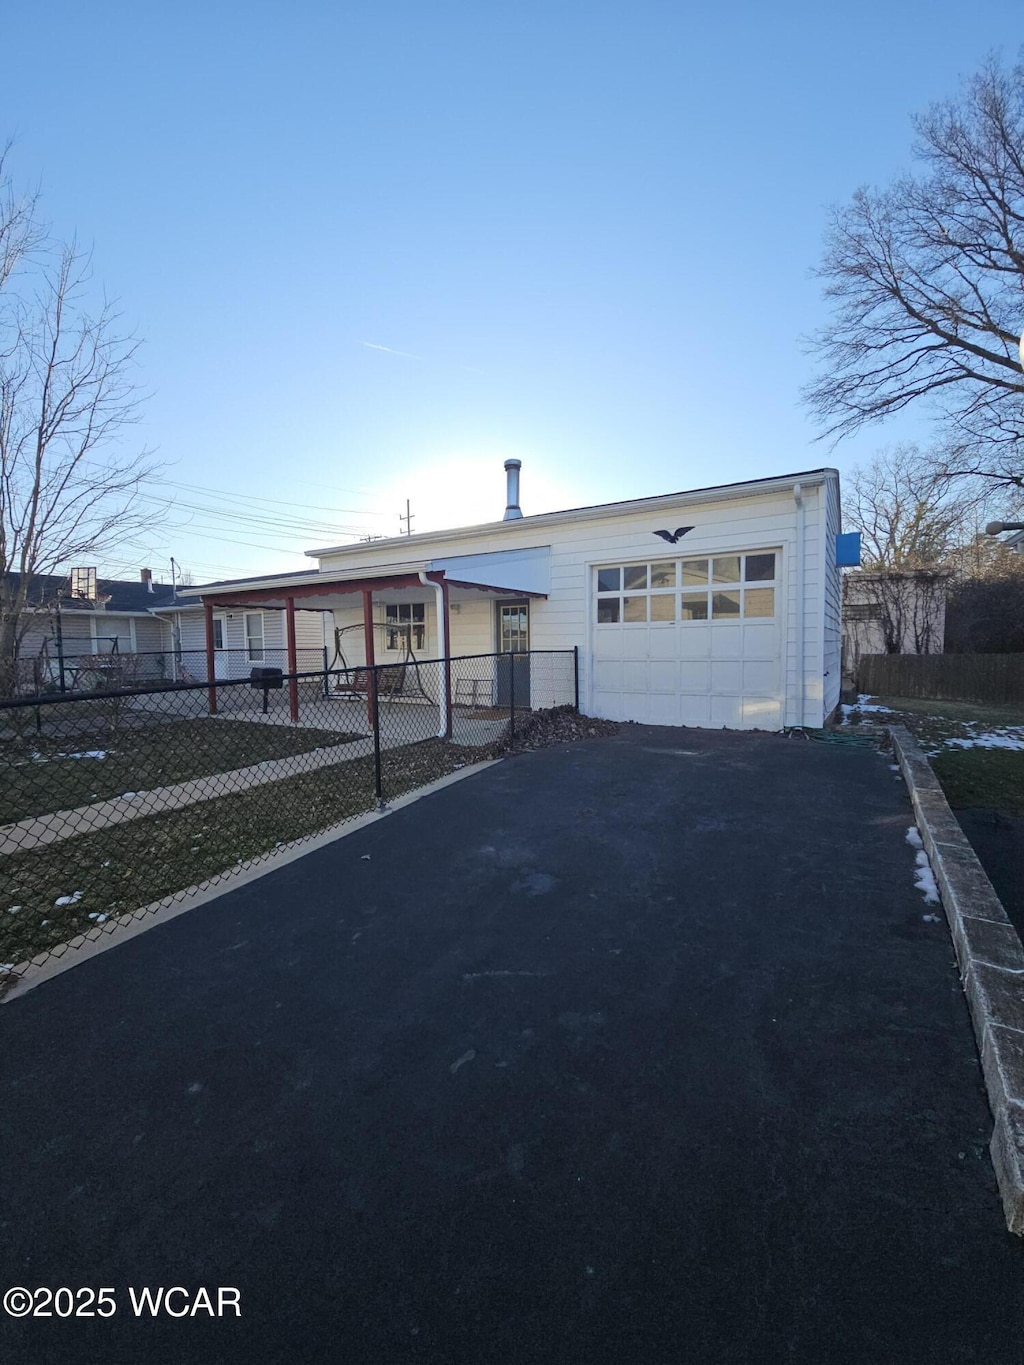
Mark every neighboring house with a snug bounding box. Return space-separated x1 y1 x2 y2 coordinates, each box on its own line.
153 578 328 681
7 568 331 691
7 569 178 689
1005 529 1024 555
841 568 950 690
187 463 845 732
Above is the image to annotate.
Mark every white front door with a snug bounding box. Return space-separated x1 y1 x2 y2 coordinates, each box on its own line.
590 550 784 729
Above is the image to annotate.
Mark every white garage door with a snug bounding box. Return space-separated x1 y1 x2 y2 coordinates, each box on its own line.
590 550 783 729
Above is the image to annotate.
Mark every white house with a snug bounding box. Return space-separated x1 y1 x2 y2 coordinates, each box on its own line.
189 463 843 732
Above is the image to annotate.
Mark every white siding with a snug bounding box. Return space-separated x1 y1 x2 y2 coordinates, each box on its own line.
133 616 168 653
450 598 494 657
327 605 369 669
58 613 94 651
295 610 328 657
171 606 327 677
316 481 835 729
821 472 843 720
18 615 57 658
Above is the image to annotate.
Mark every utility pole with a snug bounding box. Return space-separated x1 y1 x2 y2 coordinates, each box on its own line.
399 499 414 536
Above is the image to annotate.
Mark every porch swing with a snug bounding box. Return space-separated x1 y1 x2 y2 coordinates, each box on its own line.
327 620 434 708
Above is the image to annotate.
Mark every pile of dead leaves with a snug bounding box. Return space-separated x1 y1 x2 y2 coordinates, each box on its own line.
504 705 620 753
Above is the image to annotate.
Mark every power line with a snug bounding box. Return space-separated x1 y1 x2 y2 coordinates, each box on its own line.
152 478 383 519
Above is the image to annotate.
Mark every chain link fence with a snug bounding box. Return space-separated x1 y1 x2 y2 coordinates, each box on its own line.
0 649 578 989
16 646 330 694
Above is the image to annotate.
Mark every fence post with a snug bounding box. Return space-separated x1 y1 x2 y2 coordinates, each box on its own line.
508 651 516 751
371 663 385 808
322 645 329 699
285 596 299 724
573 645 580 711
55 611 66 694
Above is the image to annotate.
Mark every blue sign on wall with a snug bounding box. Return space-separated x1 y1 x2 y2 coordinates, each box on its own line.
835 532 862 567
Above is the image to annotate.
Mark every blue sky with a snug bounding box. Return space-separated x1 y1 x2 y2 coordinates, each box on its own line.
3 3 1021 582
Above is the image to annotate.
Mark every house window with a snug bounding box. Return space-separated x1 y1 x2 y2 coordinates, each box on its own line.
595 551 779 623
212 618 225 650
245 613 265 661
385 603 426 652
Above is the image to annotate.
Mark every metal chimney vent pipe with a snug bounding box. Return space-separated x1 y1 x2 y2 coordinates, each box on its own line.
503 459 523 520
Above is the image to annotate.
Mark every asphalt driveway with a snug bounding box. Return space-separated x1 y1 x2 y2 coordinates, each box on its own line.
2 725 1022 1364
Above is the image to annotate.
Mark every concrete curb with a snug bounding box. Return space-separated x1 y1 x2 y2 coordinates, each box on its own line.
890 724 1024 1236
1 759 500 1005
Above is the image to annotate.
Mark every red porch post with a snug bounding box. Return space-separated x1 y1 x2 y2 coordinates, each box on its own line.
286 595 299 723
441 577 453 739
204 600 218 715
362 587 376 729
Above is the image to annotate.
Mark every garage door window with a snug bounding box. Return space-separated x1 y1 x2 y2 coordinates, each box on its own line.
596 551 777 623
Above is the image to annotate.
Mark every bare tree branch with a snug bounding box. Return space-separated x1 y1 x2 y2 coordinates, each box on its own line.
804 56 1024 488
843 443 1006 568
0 146 162 695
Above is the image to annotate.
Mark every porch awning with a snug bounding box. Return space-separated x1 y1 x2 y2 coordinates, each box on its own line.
194 546 550 610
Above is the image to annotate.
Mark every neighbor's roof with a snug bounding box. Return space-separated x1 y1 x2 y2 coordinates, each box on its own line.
4 572 177 613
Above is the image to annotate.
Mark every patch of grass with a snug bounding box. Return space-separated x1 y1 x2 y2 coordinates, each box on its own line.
848 694 1024 752
0 739 483 968
847 692 1024 816
879 695 1024 727
0 717 361 824
930 748 1024 815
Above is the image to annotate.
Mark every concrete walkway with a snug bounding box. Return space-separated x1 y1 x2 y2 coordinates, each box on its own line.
0 705 508 853
1 726 1021 1364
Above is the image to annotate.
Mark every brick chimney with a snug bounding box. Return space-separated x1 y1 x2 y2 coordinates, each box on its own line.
140 568 154 593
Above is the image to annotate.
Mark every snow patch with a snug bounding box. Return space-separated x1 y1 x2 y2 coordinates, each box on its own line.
905 826 924 850
6 905 22 915
62 750 109 760
851 695 893 713
54 891 83 907
943 732 1024 752
87 913 108 923
840 695 894 725
913 849 940 905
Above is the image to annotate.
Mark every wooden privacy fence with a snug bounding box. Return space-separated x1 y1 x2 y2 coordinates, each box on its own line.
858 653 1024 707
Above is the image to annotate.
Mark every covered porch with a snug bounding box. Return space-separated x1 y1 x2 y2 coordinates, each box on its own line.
197 550 549 733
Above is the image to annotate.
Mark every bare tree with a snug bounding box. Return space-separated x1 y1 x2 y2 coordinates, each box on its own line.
0 147 160 695
804 56 1024 489
844 444 999 568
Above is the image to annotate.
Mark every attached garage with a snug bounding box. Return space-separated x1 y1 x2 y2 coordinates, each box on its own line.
591 548 785 727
